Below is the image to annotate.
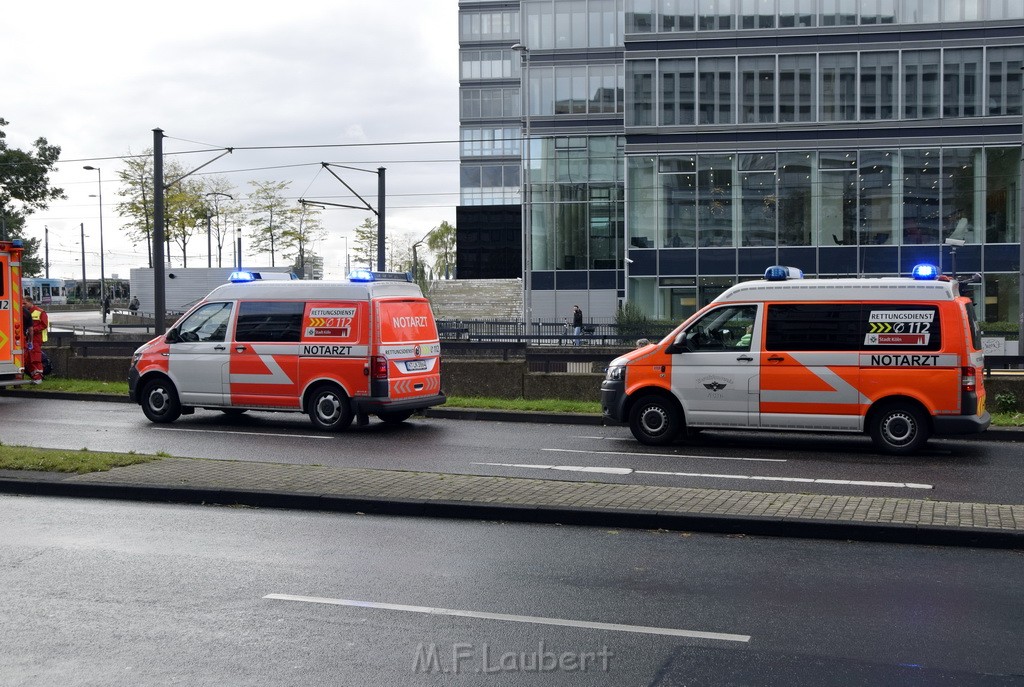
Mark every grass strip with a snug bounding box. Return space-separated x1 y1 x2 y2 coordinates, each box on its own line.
0 444 161 474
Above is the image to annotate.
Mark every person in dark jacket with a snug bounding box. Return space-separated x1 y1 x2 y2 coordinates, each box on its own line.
572 305 583 346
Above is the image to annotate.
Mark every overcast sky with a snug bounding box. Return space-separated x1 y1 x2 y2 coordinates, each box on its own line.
4 0 460 281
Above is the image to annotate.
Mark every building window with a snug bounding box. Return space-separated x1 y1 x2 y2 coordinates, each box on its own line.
819 53 857 121
943 49 983 118
903 50 941 119
739 56 776 123
740 0 776 29
698 57 735 124
778 54 816 122
819 0 857 26
859 52 897 120
660 59 697 125
778 0 816 27
698 0 734 30
627 60 656 126
987 47 1024 116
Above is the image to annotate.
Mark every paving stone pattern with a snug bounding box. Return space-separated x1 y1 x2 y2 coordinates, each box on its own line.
70 458 1024 531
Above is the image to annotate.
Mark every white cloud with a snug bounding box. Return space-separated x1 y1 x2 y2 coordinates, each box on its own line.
4 0 460 281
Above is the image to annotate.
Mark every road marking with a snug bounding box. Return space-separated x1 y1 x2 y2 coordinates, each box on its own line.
636 470 932 489
477 462 932 490
263 594 751 642
152 427 332 440
476 462 635 475
545 447 785 463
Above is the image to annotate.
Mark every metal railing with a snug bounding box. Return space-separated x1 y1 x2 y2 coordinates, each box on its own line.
436 319 673 347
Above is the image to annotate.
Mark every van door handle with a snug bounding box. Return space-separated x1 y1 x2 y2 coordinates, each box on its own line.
736 355 753 362
214 345 226 351
235 345 247 352
767 355 785 363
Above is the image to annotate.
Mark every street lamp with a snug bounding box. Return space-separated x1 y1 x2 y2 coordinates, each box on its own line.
512 42 533 332
83 166 106 320
412 228 435 284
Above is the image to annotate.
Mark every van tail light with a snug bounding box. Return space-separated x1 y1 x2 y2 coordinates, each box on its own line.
371 356 389 380
961 366 976 392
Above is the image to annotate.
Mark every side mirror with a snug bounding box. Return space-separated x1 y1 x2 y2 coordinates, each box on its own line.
164 327 180 344
665 331 694 355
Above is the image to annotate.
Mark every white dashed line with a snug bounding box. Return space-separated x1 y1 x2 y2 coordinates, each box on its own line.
264 594 751 642
477 463 932 489
545 447 785 463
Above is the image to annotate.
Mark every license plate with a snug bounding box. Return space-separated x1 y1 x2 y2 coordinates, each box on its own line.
406 360 427 371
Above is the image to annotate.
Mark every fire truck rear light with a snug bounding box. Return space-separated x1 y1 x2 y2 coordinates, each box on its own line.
371 356 388 380
961 366 976 392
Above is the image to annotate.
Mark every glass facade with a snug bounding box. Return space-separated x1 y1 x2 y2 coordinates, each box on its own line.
456 0 1024 326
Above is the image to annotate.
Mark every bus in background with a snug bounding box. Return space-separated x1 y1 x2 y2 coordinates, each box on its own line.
22 277 68 305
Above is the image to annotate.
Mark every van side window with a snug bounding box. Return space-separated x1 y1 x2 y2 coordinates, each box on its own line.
766 304 861 351
680 305 756 351
766 303 942 351
176 302 232 343
235 301 305 343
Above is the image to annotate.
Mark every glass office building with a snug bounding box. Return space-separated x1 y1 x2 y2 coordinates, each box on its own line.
458 0 1024 326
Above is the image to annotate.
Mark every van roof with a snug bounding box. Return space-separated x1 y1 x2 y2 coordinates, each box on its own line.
204 279 425 302
715 277 959 303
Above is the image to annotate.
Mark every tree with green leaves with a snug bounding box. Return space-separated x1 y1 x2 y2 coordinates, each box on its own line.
351 216 378 270
163 160 208 268
426 220 457 279
0 118 64 276
201 176 238 268
114 152 155 267
247 180 296 267
281 202 326 277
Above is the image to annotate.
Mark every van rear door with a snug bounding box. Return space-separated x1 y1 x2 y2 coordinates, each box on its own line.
375 298 441 401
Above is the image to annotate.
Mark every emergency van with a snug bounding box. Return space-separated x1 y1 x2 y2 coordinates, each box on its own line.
0 239 28 388
128 270 445 430
601 265 989 455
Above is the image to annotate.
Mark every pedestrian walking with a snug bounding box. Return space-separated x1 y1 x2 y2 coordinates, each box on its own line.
572 305 584 346
102 293 112 323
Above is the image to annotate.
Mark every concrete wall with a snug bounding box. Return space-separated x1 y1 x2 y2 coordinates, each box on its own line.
41 345 1024 409
45 349 606 402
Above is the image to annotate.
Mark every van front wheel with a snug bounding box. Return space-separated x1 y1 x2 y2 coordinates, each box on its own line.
141 378 181 424
308 385 353 432
629 394 681 446
870 403 928 455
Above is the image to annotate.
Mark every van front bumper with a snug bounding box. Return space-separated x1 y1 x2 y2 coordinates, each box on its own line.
600 380 627 423
933 411 991 436
352 393 447 415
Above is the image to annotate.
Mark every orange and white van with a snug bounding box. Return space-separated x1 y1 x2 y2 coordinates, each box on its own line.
601 265 990 454
0 240 28 388
129 270 445 430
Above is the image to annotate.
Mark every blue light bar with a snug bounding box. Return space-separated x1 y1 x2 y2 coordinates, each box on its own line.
11 239 23 248
764 265 804 281
348 269 375 282
911 263 939 280
229 271 256 282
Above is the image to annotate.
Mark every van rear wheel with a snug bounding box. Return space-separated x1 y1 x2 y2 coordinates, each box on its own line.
870 403 928 455
141 378 181 424
308 385 353 432
628 394 681 446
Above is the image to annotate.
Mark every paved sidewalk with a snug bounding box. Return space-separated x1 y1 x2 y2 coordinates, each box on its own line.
1 457 1021 549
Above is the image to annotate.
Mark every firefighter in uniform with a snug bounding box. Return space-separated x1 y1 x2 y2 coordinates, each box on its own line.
23 296 49 383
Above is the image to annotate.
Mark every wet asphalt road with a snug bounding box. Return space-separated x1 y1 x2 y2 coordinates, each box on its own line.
1 395 1022 505
3 494 1022 686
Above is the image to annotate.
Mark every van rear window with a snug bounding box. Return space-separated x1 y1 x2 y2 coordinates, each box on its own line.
963 302 981 351
766 303 942 352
